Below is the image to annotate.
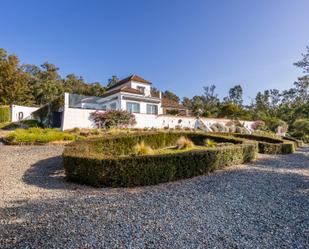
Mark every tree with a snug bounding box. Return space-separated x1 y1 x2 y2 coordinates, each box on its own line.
294 46 309 74
203 84 219 115
182 97 192 109
107 75 119 88
0 49 34 105
162 90 180 102
224 85 243 106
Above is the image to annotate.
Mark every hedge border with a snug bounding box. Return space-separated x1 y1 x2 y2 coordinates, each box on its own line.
229 133 295 154
63 131 257 187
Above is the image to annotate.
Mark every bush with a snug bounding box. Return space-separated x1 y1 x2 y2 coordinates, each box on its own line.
176 136 194 149
4 128 76 145
204 139 217 148
63 131 257 187
250 120 266 131
231 133 295 154
90 110 136 129
211 123 228 132
282 136 304 147
0 106 10 123
1 119 42 130
133 141 154 155
291 119 309 142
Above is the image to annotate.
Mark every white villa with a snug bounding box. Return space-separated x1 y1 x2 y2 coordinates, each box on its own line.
77 74 188 116
10 74 255 131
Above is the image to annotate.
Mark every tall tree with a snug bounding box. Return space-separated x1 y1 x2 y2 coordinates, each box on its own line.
107 75 119 88
203 84 219 115
0 49 34 105
224 85 243 106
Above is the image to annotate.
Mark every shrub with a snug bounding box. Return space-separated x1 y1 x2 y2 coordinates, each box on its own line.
176 136 194 149
282 136 304 147
90 110 136 129
292 119 309 142
63 131 257 187
231 133 295 154
211 123 226 132
133 141 153 155
4 128 76 145
204 139 217 148
1 119 42 130
0 106 10 123
251 120 266 130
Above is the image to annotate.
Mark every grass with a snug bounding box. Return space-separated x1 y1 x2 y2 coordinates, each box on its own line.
5 127 76 144
133 141 154 155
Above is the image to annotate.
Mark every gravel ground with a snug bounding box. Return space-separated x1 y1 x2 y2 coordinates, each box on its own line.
0 145 308 249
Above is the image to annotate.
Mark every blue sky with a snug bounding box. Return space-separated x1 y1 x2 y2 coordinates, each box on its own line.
1 0 309 103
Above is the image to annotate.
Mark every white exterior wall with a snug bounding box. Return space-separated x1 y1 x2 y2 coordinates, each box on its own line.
11 105 39 122
130 81 151 96
61 93 255 131
61 93 97 130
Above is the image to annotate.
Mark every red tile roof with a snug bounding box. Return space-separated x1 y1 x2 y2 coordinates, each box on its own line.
106 74 151 90
101 86 144 98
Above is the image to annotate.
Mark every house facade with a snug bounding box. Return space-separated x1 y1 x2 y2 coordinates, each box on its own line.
77 74 187 116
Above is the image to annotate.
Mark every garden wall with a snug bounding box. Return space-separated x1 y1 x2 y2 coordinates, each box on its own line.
11 105 39 122
61 93 255 131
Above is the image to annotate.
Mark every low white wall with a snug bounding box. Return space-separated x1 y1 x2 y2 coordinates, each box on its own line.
61 93 255 131
61 107 97 130
11 105 39 122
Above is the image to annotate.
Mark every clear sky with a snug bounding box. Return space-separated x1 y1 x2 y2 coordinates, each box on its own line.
1 0 309 103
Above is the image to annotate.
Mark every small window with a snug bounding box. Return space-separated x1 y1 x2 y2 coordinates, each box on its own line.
137 86 145 94
126 102 140 113
110 103 116 110
146 104 158 114
18 112 24 120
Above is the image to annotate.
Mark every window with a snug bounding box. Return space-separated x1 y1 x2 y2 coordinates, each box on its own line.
110 103 116 110
126 102 140 113
137 86 145 94
101 105 107 111
146 104 158 114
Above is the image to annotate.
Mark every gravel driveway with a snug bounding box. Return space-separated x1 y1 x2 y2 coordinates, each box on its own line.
0 145 308 249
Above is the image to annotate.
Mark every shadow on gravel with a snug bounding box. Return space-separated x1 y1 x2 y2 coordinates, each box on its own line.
3 167 309 249
22 156 70 190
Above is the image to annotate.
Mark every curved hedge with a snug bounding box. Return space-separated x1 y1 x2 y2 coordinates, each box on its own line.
230 133 295 154
63 132 257 187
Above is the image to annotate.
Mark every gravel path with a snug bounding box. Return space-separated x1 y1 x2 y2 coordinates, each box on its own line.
0 145 308 249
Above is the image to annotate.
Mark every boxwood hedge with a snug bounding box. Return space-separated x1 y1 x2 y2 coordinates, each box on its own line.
63 131 257 187
229 133 295 154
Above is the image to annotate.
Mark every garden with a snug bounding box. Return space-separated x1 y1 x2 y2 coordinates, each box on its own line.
63 131 258 187
0 108 305 188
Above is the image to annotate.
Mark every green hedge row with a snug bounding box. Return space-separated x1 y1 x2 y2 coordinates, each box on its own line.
282 136 304 147
63 132 257 187
0 106 10 123
229 133 295 154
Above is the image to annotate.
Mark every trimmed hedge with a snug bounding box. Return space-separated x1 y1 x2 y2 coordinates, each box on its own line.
0 106 10 123
63 132 257 187
282 136 304 147
229 133 295 154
